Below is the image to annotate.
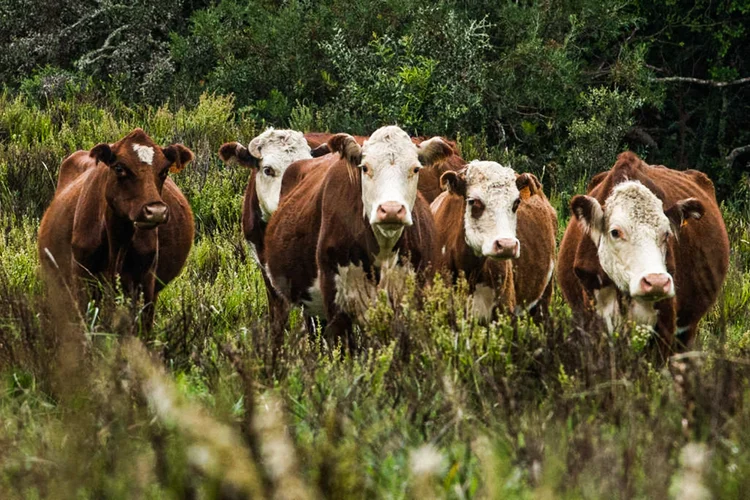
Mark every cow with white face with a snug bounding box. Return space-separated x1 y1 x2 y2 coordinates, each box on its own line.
220 128 313 225
432 161 540 320
219 128 324 344
573 181 703 303
264 125 453 348
558 151 729 356
328 126 449 259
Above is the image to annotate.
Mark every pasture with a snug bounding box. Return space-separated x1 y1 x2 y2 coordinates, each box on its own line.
0 91 749 499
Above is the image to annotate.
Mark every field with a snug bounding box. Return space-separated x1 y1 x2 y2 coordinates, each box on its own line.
0 91 749 499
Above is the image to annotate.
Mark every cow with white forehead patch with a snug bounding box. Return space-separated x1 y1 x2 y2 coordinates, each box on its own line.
38 128 194 331
558 151 729 356
264 125 453 347
219 128 336 334
432 161 554 321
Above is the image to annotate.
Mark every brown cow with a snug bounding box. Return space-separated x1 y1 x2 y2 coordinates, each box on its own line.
433 161 556 321
266 125 453 346
304 132 465 203
513 173 557 319
38 129 194 330
558 151 729 355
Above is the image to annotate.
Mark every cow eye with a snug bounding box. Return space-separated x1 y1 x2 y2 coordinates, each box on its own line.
610 228 621 239
114 164 127 177
263 167 275 177
159 168 169 179
512 198 521 212
359 164 369 174
468 199 485 218
412 166 420 174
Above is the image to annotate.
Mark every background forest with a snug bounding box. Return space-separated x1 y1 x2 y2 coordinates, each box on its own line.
1 0 750 498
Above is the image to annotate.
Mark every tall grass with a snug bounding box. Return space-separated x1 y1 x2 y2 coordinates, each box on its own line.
1 94 750 498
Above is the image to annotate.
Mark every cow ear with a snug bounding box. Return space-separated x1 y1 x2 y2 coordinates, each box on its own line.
665 197 704 232
90 143 115 165
218 142 258 168
328 133 362 166
571 195 604 243
247 134 266 160
440 170 466 196
515 173 541 200
417 137 454 166
310 143 331 157
163 144 194 173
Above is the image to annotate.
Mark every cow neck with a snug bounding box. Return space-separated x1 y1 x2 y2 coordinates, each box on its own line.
242 173 267 257
369 222 406 267
594 285 665 333
104 205 158 277
457 220 487 289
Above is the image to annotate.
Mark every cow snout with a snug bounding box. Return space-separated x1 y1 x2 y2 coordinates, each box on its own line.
138 202 169 227
639 273 672 298
376 202 407 225
491 238 520 259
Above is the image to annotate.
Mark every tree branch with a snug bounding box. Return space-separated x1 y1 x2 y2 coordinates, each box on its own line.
652 76 750 87
726 145 750 167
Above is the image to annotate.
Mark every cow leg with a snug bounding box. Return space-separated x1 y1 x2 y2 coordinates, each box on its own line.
674 323 699 352
530 279 554 324
265 281 289 371
653 301 677 362
318 267 356 354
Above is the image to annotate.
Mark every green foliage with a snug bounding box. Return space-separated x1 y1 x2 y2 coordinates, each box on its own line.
565 87 644 182
0 0 749 497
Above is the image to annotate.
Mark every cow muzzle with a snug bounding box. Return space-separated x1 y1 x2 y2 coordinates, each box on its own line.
489 238 520 259
636 273 673 300
135 202 169 229
375 201 408 226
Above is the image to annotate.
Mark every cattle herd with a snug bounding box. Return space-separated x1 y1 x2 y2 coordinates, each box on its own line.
37 126 730 359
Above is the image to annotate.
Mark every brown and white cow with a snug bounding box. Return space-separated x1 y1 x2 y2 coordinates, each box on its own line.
38 128 194 330
265 125 453 346
558 151 729 355
218 128 326 329
304 132 465 203
432 162 556 321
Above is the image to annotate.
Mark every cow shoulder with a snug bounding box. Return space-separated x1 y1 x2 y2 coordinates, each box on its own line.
57 150 95 194
683 169 716 197
70 167 108 257
318 161 366 259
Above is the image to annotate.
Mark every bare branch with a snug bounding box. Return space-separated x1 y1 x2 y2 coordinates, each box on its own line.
652 75 750 88
726 145 750 167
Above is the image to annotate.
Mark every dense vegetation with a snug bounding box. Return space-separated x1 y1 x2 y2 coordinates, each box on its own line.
1 0 750 498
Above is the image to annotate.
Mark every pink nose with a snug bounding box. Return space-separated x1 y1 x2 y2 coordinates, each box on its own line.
639 273 672 297
376 202 407 224
491 238 520 259
142 202 169 225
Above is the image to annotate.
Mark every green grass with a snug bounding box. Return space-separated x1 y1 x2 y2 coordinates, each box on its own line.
1 94 750 498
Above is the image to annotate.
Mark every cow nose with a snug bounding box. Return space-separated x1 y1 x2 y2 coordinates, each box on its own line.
142 202 169 225
639 273 672 296
376 202 407 224
491 238 520 259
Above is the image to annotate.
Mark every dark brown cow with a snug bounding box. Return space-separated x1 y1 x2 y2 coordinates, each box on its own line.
304 132 465 203
432 161 556 321
38 129 194 329
266 126 453 346
558 151 729 355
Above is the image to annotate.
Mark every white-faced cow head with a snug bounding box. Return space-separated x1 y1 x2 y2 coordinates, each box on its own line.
571 180 704 301
441 161 537 259
329 126 453 249
219 128 312 221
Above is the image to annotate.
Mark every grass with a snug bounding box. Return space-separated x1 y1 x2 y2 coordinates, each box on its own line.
1 93 750 498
